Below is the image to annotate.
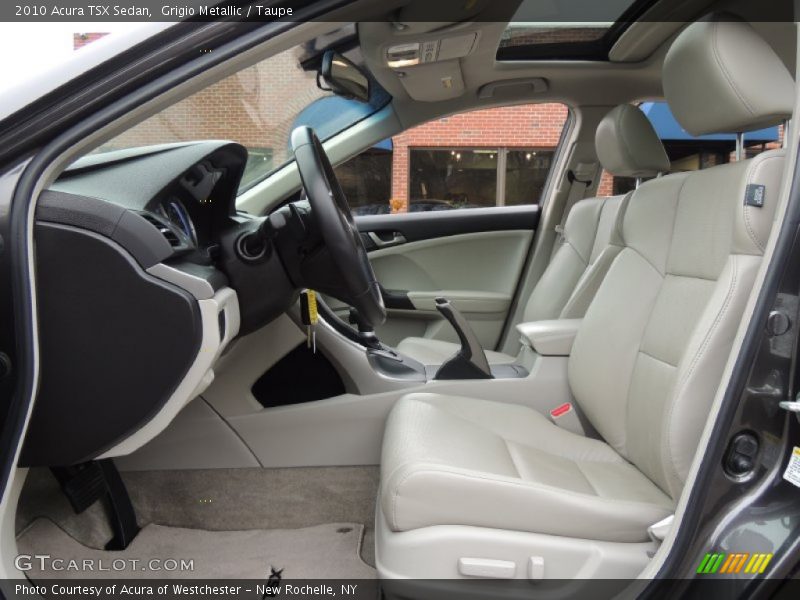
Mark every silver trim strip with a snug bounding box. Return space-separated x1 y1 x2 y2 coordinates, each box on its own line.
147 262 215 300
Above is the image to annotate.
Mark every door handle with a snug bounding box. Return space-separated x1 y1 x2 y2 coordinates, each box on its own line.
367 231 407 248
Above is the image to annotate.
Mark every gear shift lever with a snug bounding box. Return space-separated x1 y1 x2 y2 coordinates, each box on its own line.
433 297 493 379
348 308 383 351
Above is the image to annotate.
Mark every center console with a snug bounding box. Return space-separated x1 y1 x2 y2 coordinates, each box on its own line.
360 296 531 383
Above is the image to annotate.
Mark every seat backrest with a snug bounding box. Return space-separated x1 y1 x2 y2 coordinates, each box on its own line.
568 19 793 500
523 104 670 322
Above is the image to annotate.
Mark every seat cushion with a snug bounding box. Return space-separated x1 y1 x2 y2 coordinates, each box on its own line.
380 394 673 542
396 337 515 366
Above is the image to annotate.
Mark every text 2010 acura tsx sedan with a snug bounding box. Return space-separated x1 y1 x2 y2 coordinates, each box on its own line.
0 0 799 598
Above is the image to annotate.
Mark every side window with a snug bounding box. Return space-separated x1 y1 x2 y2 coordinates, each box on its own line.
598 101 785 196
334 104 569 214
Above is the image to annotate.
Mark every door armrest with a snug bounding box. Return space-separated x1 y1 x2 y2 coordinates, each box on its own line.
516 319 583 356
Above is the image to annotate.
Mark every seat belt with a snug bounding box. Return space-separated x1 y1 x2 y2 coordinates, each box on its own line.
553 162 598 252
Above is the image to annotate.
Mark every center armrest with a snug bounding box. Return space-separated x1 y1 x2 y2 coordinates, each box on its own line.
516 319 583 356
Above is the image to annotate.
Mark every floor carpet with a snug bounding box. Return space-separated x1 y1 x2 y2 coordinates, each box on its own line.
17 517 376 580
16 466 379 567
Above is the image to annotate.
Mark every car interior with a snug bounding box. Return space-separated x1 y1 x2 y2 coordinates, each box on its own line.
6 0 799 585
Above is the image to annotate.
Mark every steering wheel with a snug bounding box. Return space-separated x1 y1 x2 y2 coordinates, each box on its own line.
291 126 386 327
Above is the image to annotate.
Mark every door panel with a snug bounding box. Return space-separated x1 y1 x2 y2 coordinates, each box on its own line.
354 206 538 349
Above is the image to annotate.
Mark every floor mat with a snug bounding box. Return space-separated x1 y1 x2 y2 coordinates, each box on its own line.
17 467 380 567
17 518 376 579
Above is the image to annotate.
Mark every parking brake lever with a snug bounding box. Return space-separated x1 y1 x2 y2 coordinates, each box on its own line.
433 297 493 380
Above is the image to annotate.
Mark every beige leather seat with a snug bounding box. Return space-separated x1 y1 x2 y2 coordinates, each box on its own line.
378 19 793 576
396 104 670 365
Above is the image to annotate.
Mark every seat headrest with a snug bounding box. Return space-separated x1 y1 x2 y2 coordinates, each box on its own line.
663 19 795 136
595 104 670 178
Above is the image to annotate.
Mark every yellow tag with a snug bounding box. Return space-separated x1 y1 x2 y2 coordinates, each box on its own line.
307 290 318 325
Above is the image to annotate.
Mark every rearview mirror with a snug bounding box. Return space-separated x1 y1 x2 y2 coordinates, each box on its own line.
319 51 370 103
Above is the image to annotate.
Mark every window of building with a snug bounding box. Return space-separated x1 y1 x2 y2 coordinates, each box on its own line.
410 149 497 209
335 103 569 215
408 148 553 210
505 150 555 205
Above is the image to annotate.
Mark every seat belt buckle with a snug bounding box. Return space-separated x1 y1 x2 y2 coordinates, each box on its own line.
549 402 584 435
554 224 565 243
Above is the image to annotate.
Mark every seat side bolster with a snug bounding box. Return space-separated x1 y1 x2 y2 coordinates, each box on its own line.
560 193 628 319
560 244 622 319
735 149 786 255
659 150 785 496
384 464 673 542
523 198 605 322
523 242 587 322
662 254 762 497
561 197 606 264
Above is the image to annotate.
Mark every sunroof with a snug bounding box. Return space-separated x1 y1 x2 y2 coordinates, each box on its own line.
498 0 653 60
500 23 612 49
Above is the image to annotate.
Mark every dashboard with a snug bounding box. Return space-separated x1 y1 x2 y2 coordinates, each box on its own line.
47 142 247 260
21 141 271 467
21 136 377 468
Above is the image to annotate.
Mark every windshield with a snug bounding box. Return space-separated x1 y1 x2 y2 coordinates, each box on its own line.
91 28 388 193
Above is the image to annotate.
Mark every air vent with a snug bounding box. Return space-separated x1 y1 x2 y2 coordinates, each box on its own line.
140 213 182 247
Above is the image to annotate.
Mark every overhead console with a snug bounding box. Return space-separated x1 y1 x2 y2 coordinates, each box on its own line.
386 33 479 68
359 0 520 103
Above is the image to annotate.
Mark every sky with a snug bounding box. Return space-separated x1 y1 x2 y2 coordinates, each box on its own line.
0 23 147 88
